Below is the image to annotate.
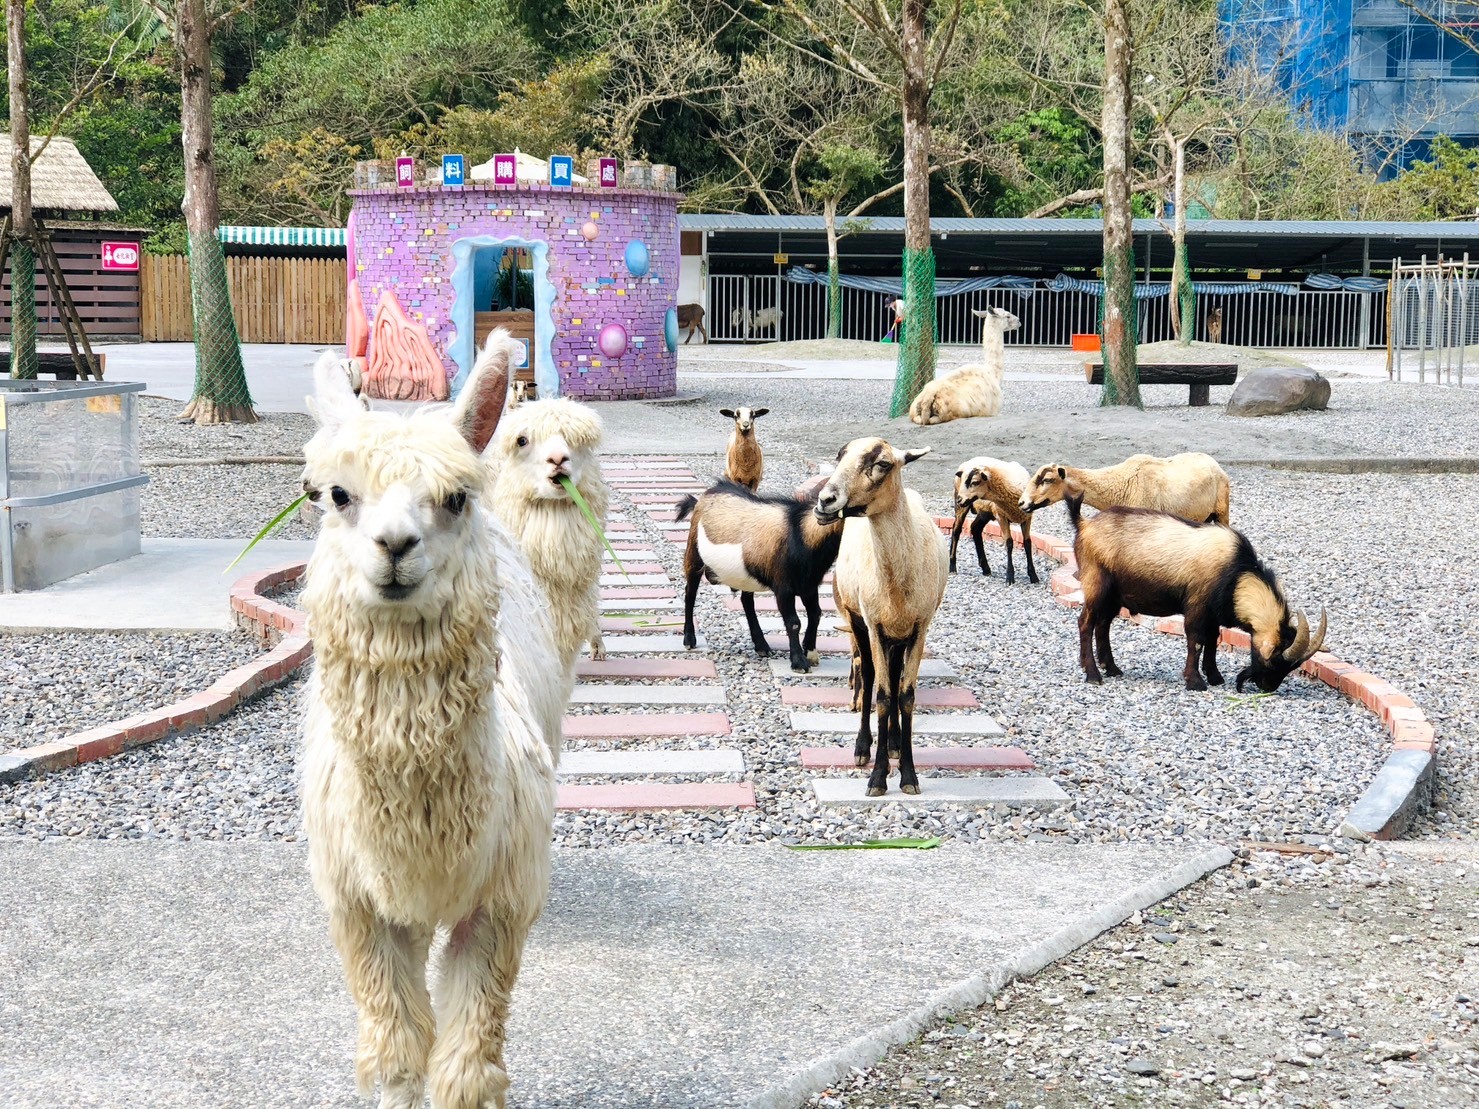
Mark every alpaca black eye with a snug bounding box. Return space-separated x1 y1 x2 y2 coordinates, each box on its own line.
516 435 529 448
330 486 351 509
444 490 467 516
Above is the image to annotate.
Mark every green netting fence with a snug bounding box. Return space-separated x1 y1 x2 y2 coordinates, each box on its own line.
888 247 937 418
1172 240 1195 343
1097 240 1142 407
827 259 842 339
187 231 254 410
8 242 38 380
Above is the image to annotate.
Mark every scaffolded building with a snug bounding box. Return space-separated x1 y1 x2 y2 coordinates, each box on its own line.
1222 0 1479 170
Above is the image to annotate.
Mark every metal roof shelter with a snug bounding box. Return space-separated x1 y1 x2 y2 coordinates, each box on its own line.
680 215 1479 278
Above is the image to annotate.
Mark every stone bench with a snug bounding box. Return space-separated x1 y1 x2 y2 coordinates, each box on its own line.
1083 360 1236 407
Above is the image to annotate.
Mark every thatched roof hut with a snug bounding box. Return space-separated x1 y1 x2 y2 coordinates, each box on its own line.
0 136 119 215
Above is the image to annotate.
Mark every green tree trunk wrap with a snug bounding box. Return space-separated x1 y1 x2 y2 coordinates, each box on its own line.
827 259 842 340
9 241 38 380
186 231 253 409
1099 240 1142 408
889 247 936 418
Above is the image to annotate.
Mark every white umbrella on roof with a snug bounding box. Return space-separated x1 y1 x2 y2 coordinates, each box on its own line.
468 148 588 184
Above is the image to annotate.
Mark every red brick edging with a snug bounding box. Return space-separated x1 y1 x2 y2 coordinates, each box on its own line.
931 514 1436 838
0 563 312 784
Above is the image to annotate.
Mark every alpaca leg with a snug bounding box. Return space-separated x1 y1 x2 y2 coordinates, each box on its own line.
739 591 771 656
800 590 822 666
970 509 991 576
776 590 808 672
589 627 606 662
1021 520 1040 585
428 906 531 1109
948 504 969 573
848 613 876 768
329 903 435 1109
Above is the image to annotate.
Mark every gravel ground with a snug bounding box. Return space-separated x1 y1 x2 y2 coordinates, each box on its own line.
0 631 263 749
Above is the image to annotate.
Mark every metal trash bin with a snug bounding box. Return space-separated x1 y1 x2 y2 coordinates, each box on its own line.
0 379 148 591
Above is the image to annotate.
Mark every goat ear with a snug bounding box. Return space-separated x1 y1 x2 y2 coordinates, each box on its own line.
307 352 366 432
900 447 931 466
751 407 769 418
1056 465 1066 479
453 329 513 453
719 408 736 419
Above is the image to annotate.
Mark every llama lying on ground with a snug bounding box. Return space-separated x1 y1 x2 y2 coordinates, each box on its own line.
816 439 947 795
1019 451 1231 525
907 306 1019 425
487 371 609 675
676 480 843 672
720 406 768 490
299 331 562 1109
950 456 1039 584
1068 498 1326 692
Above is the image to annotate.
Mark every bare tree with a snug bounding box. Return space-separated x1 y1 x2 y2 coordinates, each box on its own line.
1100 0 1139 406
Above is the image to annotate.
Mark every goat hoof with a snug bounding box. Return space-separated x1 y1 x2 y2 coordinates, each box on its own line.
790 657 810 673
806 650 819 665
1186 679 1209 692
901 782 921 796
1207 671 1225 686
948 561 957 573
1085 673 1103 685
754 643 772 657
1103 664 1123 678
865 785 887 797
854 754 871 768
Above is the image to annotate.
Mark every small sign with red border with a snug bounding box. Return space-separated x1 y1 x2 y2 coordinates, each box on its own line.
395 156 415 188
101 241 140 272
493 154 517 185
599 158 618 188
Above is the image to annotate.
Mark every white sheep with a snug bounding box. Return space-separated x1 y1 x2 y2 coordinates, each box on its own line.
1019 451 1231 525
815 438 947 796
753 306 782 334
729 306 782 336
487 381 610 675
908 306 1020 425
719 406 768 490
950 456 1039 584
298 330 562 1109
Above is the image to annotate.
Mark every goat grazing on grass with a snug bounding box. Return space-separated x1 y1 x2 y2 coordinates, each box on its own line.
488 377 609 674
720 406 768 491
907 306 1019 425
951 456 1039 584
1068 498 1327 693
299 333 563 1109
816 439 947 795
676 481 842 672
1020 451 1231 526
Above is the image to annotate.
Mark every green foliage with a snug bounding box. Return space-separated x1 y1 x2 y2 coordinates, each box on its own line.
992 108 1096 216
1374 136 1479 221
806 143 887 208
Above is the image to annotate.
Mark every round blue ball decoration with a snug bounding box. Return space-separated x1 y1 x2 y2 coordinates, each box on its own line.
664 308 679 351
624 239 651 278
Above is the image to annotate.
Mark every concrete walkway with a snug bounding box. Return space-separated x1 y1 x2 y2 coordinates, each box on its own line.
0 839 1230 1108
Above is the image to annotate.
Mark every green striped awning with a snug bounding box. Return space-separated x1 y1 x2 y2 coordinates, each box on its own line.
217 225 345 247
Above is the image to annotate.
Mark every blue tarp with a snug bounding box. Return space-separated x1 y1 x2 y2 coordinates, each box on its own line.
784 265 1034 298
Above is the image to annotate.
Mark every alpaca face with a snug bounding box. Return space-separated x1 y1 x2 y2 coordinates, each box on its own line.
971 306 1021 333
489 398 603 503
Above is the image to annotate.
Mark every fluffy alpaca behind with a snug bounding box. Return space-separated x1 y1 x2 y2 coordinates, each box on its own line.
487 378 609 676
908 306 1019 425
299 329 562 1108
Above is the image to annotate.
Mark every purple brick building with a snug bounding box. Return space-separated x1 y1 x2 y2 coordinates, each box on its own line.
346 180 680 401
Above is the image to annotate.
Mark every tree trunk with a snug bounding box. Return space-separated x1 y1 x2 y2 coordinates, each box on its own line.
175 0 256 425
6 0 38 380
890 0 937 418
1169 137 1194 343
1099 0 1141 407
824 198 842 340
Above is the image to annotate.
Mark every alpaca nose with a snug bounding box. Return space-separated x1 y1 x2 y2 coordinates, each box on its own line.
376 532 421 562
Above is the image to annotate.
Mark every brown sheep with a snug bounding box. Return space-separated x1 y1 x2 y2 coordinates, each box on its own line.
1067 498 1326 693
1020 451 1231 526
950 456 1039 584
720 406 768 490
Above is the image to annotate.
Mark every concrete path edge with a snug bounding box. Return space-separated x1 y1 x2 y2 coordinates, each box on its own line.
0 563 310 784
750 844 1235 1109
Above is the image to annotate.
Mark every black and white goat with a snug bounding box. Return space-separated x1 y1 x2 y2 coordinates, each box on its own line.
675 480 842 672
1068 498 1327 692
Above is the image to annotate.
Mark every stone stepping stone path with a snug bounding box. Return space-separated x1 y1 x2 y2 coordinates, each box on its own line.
799 746 1035 771
553 456 755 814
812 777 1068 809
782 685 978 708
768 657 958 680
789 711 1005 738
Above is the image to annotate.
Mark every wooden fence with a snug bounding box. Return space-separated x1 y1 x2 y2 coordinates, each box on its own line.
141 255 345 344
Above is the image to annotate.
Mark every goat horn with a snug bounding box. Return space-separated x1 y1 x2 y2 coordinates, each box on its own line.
1283 610 1310 662
1301 607 1328 662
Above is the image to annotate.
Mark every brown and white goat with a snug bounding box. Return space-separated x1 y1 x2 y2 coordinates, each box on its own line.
676 480 842 672
816 439 947 795
1067 498 1327 693
1020 451 1231 526
951 456 1038 584
720 406 768 490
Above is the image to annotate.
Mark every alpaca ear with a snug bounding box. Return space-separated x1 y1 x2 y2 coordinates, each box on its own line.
751 407 769 418
307 351 367 431
900 447 930 466
454 329 513 453
719 408 736 419
970 309 987 319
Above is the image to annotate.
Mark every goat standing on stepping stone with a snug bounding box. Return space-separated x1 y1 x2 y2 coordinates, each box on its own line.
815 439 946 796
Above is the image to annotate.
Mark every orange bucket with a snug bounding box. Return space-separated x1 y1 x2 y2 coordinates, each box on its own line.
1070 333 1102 352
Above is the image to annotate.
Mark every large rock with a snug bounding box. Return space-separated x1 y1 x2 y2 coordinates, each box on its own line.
1226 366 1330 417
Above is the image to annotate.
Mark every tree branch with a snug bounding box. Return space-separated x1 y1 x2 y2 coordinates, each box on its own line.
1026 168 1173 218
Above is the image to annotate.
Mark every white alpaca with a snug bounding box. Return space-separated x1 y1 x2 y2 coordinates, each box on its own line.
908 306 1020 425
298 330 563 1109
487 379 609 675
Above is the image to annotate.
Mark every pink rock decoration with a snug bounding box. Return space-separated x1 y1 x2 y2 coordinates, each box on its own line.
598 323 629 358
362 290 451 402
581 220 600 241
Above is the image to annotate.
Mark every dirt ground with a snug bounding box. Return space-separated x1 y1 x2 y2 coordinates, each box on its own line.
818 843 1479 1109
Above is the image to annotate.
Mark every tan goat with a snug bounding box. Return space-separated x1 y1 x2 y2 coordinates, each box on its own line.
815 438 947 796
720 406 768 490
1020 451 1231 525
950 456 1039 584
